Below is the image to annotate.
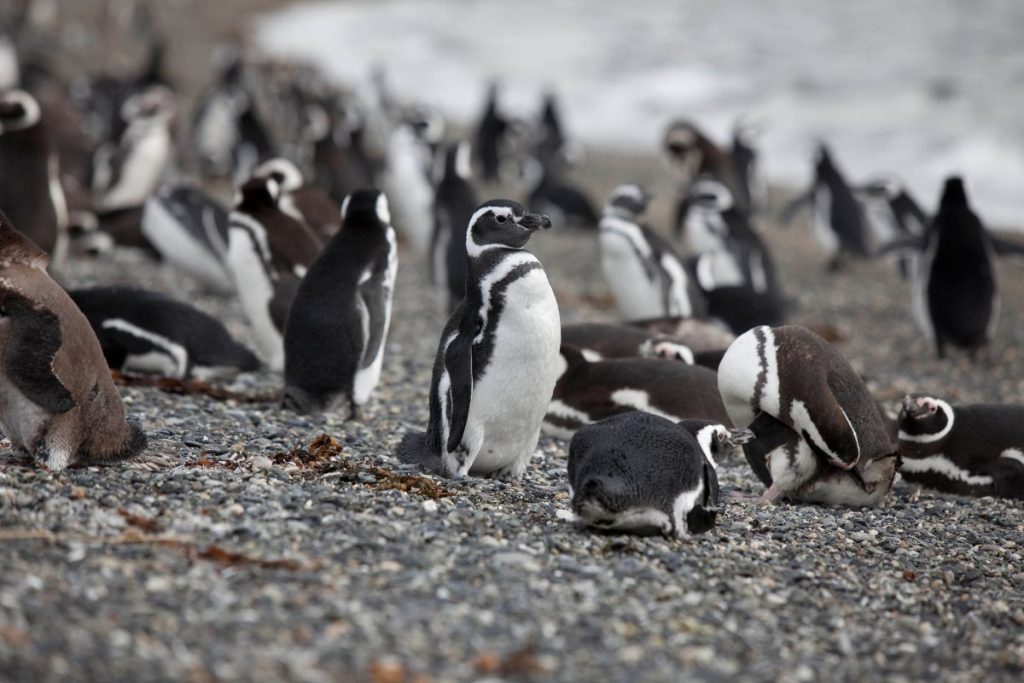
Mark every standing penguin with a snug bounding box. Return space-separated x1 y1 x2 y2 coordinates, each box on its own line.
568 413 751 537
599 184 706 321
430 141 477 312
226 176 323 371
729 119 767 215
397 200 559 479
474 83 507 183
717 325 898 505
0 213 146 471
283 189 398 418
0 89 69 270
663 119 748 225
379 119 436 254
859 176 928 279
896 395 1024 499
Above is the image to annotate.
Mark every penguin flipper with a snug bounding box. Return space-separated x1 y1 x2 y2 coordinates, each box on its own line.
358 268 391 370
3 300 76 414
443 328 474 454
743 411 797 486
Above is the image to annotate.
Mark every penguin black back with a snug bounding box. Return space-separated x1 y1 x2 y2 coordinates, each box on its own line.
432 142 477 312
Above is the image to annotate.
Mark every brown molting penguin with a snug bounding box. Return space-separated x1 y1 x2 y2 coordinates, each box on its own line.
252 158 341 242
0 214 145 471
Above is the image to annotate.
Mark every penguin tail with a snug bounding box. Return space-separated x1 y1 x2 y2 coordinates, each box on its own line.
86 420 149 465
396 429 445 474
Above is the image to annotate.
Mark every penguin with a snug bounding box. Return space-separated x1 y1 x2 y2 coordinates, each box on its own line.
430 141 477 313
599 184 706 321
627 316 735 353
283 189 398 418
379 119 436 254
895 395 1024 499
663 119 748 224
252 158 341 241
226 176 323 371
780 144 873 268
70 286 261 380
858 176 928 279
568 412 752 537
310 97 376 203
0 89 69 270
140 184 233 294
397 200 559 480
729 119 767 215
717 325 898 505
523 155 598 229
474 83 507 183
0 212 146 471
560 322 724 369
544 345 731 440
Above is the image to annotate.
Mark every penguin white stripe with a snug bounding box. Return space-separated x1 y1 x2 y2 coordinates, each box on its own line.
694 426 719 468
1001 449 1024 467
437 330 459 454
101 318 188 378
760 327 781 415
900 454 994 486
466 206 517 258
672 480 704 536
897 399 954 443
474 251 538 344
609 389 680 422
229 212 274 270
599 216 653 259
547 400 591 425
201 206 227 258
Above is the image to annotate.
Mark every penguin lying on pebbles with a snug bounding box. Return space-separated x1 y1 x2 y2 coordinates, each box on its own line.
718 325 898 505
627 316 735 353
252 158 341 242
544 345 731 439
568 412 752 537
397 200 559 480
0 213 146 471
561 322 723 368
283 189 398 418
70 287 260 380
896 396 1024 499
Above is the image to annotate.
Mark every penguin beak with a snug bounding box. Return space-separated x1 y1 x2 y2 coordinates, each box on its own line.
725 428 755 448
520 212 553 231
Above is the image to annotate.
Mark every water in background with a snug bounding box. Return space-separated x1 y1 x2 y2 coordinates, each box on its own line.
256 0 1024 227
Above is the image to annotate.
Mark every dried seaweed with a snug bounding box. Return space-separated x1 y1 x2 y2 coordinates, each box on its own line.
111 371 281 403
474 644 549 677
117 508 163 533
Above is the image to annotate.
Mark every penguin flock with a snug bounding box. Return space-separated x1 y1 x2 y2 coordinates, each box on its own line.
0 4 1023 550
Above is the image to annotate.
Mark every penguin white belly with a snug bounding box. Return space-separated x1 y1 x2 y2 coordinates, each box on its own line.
381 131 433 253
353 232 398 405
226 228 283 371
99 129 171 211
812 187 839 257
0 380 52 454
463 270 561 477
695 250 745 291
195 94 238 175
767 440 818 493
599 232 663 321
912 240 936 341
685 210 727 255
141 198 234 294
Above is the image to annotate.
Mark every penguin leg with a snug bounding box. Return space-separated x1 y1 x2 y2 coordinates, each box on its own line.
347 398 363 422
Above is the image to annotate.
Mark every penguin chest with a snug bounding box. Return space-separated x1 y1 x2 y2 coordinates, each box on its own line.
766 439 818 492
812 186 839 256
466 271 561 472
226 228 283 369
599 232 662 320
0 377 53 453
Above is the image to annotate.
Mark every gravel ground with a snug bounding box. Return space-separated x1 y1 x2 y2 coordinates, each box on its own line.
4 3 1024 683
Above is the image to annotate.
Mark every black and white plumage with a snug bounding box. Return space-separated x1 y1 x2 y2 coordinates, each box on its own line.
627 316 735 353
729 120 767 215
430 141 477 313
524 155 598 229
283 189 398 417
474 83 507 183
599 184 705 321
397 200 559 480
379 116 438 254
718 325 898 505
664 119 748 224
544 345 731 440
560 322 724 369
226 176 323 371
0 89 69 269
858 177 928 279
568 413 750 537
70 287 260 380
252 158 341 241
896 396 1024 499
140 184 233 293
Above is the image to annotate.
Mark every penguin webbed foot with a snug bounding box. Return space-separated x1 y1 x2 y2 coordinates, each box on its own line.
347 400 363 422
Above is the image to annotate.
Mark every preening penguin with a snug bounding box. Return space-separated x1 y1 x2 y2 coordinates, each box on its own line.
397 200 559 480
896 396 1024 499
568 412 751 537
717 325 898 505
0 213 146 471
544 345 731 439
599 184 706 321
283 189 398 418
226 176 323 371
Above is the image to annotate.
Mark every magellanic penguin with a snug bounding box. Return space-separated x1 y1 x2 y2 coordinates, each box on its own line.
544 345 731 440
252 158 341 242
523 155 598 229
283 189 398 418
879 177 1024 359
780 144 873 269
857 176 928 279
70 286 260 380
226 176 323 371
397 201 559 480
430 141 478 313
729 118 768 215
560 322 724 369
896 396 1024 499
663 119 748 223
568 412 752 537
0 89 69 271
379 113 442 254
140 184 233 294
599 184 706 322
474 82 508 183
717 325 898 506
0 213 146 471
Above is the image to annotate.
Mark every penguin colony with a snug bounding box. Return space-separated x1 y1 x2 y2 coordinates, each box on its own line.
0 12 1023 553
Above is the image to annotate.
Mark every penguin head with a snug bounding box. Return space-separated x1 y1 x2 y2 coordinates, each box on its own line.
679 420 755 466
604 184 649 219
897 395 953 448
340 188 391 228
235 176 282 211
0 90 41 134
689 177 734 212
466 200 551 254
253 158 304 192
939 176 969 209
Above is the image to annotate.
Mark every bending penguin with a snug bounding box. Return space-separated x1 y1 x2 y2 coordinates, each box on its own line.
717 325 898 505
397 200 559 479
568 413 752 537
283 189 398 418
896 396 1024 499
599 184 705 322
0 213 146 471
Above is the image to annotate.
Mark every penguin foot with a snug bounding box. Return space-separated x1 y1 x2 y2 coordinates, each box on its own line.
347 403 363 422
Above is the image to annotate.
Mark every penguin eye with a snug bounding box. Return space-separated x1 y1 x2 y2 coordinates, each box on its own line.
495 214 507 223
